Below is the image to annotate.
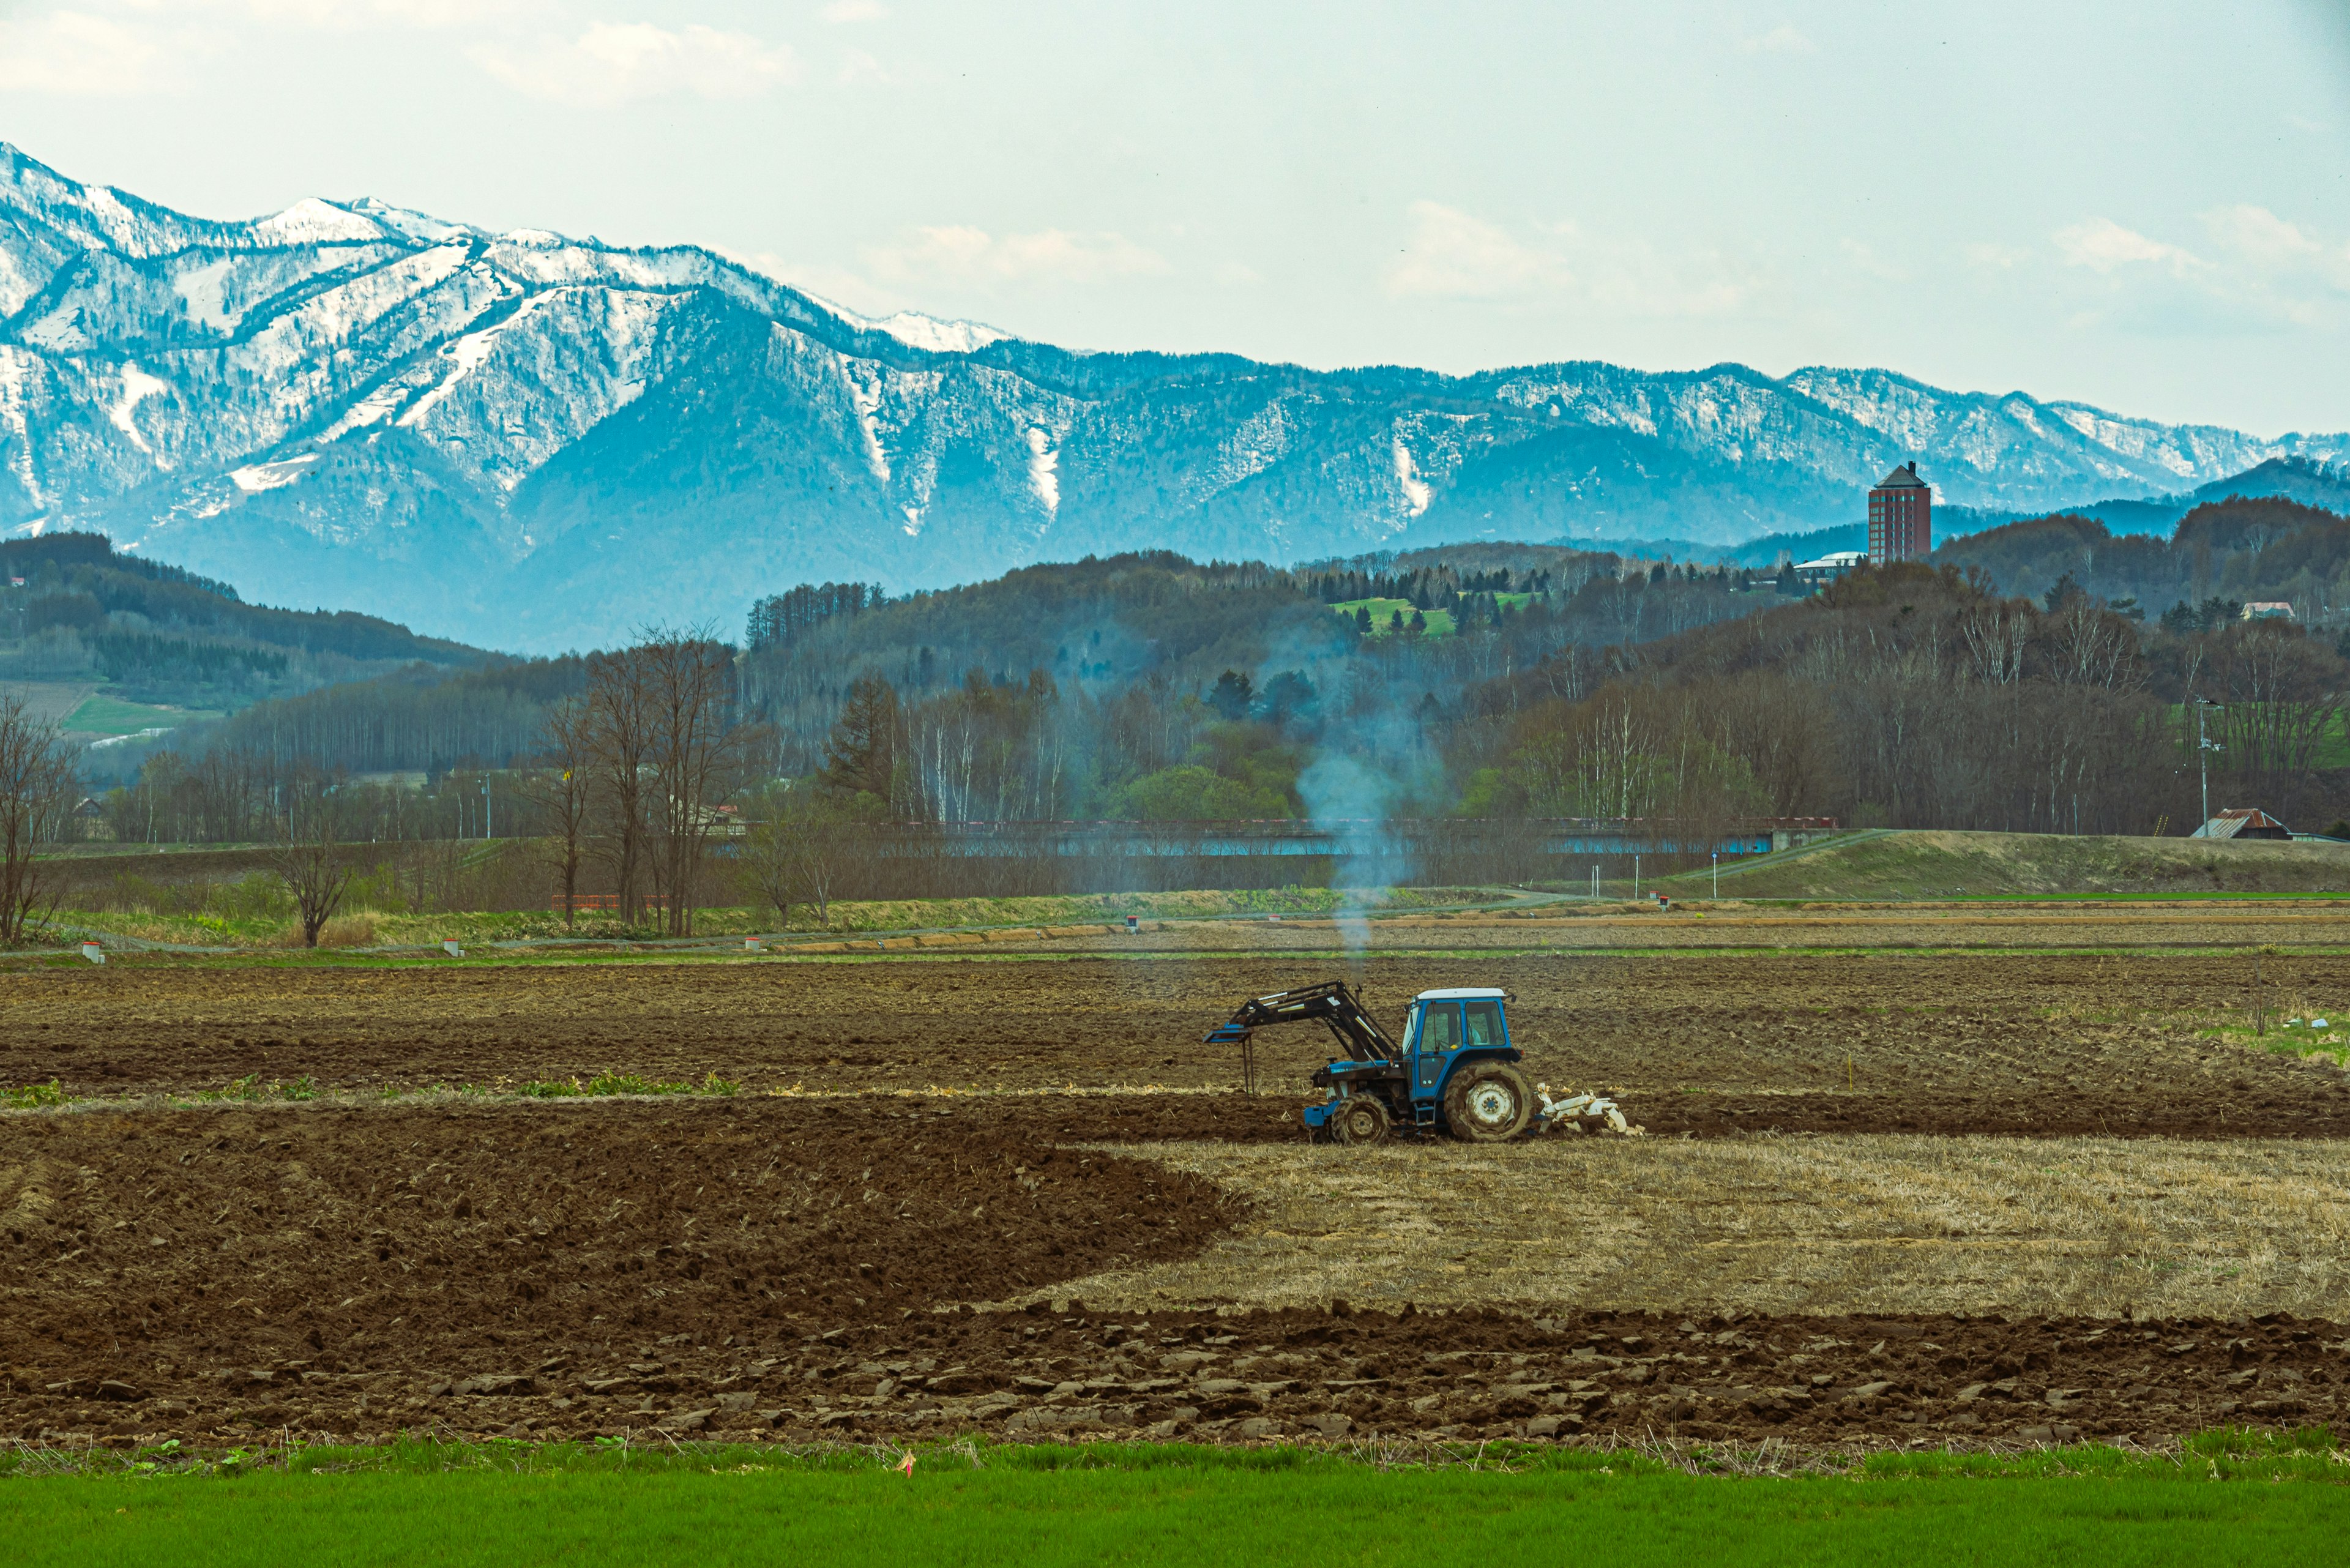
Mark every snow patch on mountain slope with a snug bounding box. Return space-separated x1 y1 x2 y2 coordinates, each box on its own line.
841 357 894 483
2045 403 2232 480
0 242 40 319
346 198 477 245
108 362 167 462
230 454 317 492
321 376 420 442
1392 435 1431 517
251 198 389 246
875 310 1009 354
1026 426 1061 514
800 289 1010 354
171 258 238 334
1204 395 1295 498
0 349 42 506
18 297 91 351
397 289 556 430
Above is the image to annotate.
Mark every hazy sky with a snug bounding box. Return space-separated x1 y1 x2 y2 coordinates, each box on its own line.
4 1 2348 435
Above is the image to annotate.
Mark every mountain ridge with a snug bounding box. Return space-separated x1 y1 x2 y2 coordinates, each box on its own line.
3 138 2344 651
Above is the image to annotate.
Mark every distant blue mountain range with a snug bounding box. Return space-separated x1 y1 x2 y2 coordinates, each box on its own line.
4 139 2344 651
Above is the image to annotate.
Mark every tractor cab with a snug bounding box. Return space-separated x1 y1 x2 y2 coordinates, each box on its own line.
1392 988 1518 1119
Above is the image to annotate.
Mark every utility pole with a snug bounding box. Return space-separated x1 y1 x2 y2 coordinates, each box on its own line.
2196 698 2225 830
1712 851 1718 899
483 774 493 841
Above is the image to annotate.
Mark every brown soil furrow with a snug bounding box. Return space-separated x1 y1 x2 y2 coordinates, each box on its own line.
6 954 2350 1143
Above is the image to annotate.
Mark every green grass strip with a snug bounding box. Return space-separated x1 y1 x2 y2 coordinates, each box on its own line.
6 1437 2350 1566
7 1462 2348 1566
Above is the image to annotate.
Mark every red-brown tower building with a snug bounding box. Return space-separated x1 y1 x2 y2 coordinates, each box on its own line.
1868 461 1931 564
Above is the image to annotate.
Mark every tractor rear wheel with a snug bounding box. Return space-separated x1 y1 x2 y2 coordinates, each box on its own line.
1329 1094 1392 1146
1444 1063 1534 1142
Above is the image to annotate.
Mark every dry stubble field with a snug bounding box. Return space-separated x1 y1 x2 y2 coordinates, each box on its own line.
7 904 2350 1451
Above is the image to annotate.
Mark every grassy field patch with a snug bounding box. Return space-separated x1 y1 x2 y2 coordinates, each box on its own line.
1330 597 1457 637
1686 829 2350 900
43 883 1479 950
59 693 220 737
4 1439 2344 1566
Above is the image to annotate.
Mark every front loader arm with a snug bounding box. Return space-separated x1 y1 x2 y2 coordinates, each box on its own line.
1204 982 1403 1094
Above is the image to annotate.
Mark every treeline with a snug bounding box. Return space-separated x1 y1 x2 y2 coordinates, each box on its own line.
737 550 1771 783
73 546 1806 847
100 631 750 940
78 508 2350 882
745 581 887 653
1302 559 1595 605
1933 496 2350 622
1457 561 2350 836
201 657 589 776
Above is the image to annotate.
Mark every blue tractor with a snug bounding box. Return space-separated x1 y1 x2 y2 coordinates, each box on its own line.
1205 980 1635 1145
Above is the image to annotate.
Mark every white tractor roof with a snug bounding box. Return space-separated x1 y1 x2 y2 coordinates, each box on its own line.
1417 987 1507 1001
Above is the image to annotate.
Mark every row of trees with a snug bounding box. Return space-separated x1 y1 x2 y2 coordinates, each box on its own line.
1455 562 2350 837
520 630 745 936
0 695 79 944
20 540 2350 946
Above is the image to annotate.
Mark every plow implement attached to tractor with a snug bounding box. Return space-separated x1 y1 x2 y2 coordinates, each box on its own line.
1204 980 1643 1145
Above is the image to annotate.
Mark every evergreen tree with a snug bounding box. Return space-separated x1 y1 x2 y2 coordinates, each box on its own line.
1207 670 1254 720
822 674 899 800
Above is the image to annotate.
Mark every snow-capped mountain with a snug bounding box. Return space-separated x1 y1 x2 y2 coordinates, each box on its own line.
2 141 2341 650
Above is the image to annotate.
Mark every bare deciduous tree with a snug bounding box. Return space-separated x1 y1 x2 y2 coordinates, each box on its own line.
639 626 751 937
517 695 595 927
584 645 655 927
0 695 76 946
267 775 356 948
739 790 799 930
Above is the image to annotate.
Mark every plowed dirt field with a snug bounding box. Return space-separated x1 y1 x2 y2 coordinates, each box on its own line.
8 951 2350 1137
8 941 2350 1451
4 1099 2341 1450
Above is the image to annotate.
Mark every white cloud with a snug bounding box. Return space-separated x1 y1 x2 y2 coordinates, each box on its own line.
234 0 518 24
1384 202 1755 317
1839 237 1906 282
1963 242 2029 271
837 47 892 85
863 225 1169 287
1741 23 1815 53
821 0 886 20
0 9 177 94
1385 202 1569 299
2202 204 2324 269
2049 207 2350 335
2053 217 2205 277
469 21 797 105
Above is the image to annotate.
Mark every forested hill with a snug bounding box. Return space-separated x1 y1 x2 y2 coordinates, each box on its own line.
86 528 2350 847
116 544 1779 801
1458 551 2350 840
1931 494 2350 618
0 531 487 759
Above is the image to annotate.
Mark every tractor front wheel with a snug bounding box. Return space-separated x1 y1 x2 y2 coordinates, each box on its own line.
1329 1094 1392 1147
1444 1063 1534 1142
